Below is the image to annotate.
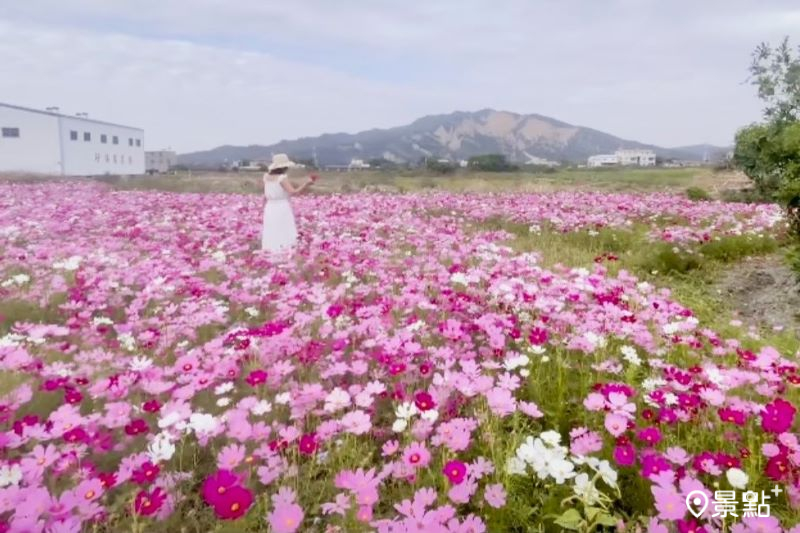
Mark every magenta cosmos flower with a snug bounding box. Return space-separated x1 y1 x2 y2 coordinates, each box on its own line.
442 460 467 485
202 470 240 506
134 487 166 516
761 398 796 434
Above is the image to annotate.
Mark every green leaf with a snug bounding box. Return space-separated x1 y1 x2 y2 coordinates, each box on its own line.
584 506 601 521
554 509 583 530
594 512 619 527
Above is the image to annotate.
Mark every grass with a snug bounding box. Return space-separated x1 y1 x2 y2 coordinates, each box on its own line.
2 167 751 196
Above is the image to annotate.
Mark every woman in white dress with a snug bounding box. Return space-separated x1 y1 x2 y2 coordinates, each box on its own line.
261 153 316 253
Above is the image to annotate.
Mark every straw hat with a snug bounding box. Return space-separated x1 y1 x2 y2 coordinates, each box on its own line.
268 153 296 172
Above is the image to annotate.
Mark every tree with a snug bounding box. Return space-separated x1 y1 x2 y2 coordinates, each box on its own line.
750 37 800 124
425 159 456 175
734 38 800 199
467 154 518 172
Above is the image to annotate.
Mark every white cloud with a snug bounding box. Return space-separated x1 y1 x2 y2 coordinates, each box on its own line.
1 1 797 151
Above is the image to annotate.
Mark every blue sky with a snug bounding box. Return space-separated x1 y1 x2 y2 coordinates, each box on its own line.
1 1 798 152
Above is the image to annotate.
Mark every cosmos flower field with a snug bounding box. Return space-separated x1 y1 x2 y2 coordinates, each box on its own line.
0 182 797 532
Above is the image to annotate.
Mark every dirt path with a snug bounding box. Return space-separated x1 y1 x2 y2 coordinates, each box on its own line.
716 254 800 333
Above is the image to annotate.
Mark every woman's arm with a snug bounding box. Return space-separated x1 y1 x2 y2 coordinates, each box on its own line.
280 175 317 195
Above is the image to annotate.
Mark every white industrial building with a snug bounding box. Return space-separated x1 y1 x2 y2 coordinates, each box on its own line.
587 154 620 167
615 149 656 167
587 149 656 168
0 102 145 176
145 150 177 173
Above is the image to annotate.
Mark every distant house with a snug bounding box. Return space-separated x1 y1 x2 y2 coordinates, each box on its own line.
348 158 371 170
523 153 561 167
587 149 656 168
614 149 656 167
587 154 620 167
145 150 177 174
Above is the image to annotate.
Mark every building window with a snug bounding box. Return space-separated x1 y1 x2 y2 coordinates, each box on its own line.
1 127 20 138
112 136 119 145
95 153 101 162
136 139 141 147
128 138 133 147
70 131 78 141
105 154 110 163
84 132 91 142
113 155 118 163
128 156 133 164
101 134 107 144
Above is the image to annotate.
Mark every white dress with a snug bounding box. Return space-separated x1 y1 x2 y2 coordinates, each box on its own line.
261 175 298 252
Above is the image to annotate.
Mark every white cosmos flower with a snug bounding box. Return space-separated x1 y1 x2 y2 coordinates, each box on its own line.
157 411 182 429
147 433 176 463
129 356 153 372
548 458 576 484
420 409 439 422
0 465 22 487
573 473 601 504
540 430 562 447
596 460 618 488
214 382 234 395
394 402 418 420
188 413 218 434
506 457 528 475
519 369 530 378
216 397 231 407
391 419 408 433
275 393 291 405
245 307 259 317
450 273 468 285
251 400 272 415
211 250 226 262
726 468 749 489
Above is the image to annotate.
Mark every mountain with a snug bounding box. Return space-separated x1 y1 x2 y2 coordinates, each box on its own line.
178 109 727 167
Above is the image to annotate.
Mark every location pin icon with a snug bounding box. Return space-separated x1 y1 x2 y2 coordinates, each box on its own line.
685 490 709 519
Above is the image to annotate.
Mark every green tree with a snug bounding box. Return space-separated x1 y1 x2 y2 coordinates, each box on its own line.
750 37 800 123
467 154 518 172
734 38 800 200
425 159 456 175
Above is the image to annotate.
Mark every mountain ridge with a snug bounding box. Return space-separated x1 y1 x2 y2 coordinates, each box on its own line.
178 109 729 167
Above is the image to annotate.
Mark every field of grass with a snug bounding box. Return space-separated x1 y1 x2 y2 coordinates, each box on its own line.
3 166 747 197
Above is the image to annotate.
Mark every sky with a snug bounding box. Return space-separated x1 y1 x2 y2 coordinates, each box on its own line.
1 1 798 153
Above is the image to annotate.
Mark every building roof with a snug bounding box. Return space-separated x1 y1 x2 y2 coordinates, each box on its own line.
0 102 144 131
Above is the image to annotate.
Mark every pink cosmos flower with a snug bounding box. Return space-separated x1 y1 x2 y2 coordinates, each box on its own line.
518 401 543 418
448 476 477 504
402 442 431 469
217 444 246 470
267 487 304 533
651 485 685 520
485 387 516 417
484 484 506 508
381 440 399 457
604 413 628 437
340 410 371 435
